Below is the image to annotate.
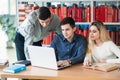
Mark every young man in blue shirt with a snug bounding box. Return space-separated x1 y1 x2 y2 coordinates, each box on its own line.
50 17 87 66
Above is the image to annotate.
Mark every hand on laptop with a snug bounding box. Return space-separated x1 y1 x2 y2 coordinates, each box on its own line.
57 60 71 67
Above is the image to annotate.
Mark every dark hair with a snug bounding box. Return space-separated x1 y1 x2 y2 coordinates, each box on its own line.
60 17 75 28
38 7 51 20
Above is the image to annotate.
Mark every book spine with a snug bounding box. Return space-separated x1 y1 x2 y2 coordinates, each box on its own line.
14 67 26 73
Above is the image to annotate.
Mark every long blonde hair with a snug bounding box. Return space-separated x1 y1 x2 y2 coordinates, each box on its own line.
87 21 111 54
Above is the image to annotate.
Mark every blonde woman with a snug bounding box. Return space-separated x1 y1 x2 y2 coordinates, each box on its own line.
83 21 120 66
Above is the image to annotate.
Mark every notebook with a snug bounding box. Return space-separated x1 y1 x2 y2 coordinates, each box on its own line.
28 45 71 70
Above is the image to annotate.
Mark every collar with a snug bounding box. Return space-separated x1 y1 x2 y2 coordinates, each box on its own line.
61 33 78 42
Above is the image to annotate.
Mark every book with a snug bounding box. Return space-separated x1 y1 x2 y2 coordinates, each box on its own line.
13 60 31 66
83 63 118 72
3 64 26 73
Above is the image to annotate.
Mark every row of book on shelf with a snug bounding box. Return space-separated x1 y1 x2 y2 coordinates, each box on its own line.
18 2 120 46
49 4 120 22
42 25 120 46
18 3 120 22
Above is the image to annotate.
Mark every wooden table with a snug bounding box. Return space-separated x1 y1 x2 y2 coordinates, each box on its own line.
0 64 120 80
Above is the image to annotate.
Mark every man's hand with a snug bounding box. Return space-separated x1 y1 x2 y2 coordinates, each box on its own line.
57 60 71 67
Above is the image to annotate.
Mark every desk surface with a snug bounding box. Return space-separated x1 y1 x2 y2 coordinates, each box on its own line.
0 64 120 80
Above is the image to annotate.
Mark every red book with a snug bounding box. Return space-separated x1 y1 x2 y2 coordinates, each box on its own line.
115 30 120 46
110 31 116 44
94 6 100 21
60 6 67 20
84 6 91 22
49 32 53 44
75 27 80 34
99 6 107 22
67 7 72 17
58 6 61 19
49 7 55 13
72 4 78 21
118 9 120 22
114 8 118 22
76 7 83 22
107 6 113 22
83 28 89 38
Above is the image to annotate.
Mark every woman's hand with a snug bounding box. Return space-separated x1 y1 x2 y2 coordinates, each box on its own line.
83 60 92 66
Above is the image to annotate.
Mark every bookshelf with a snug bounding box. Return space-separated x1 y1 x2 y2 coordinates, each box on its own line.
16 0 120 45
16 0 120 24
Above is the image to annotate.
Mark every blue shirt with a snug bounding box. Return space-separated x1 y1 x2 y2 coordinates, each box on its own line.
50 33 87 65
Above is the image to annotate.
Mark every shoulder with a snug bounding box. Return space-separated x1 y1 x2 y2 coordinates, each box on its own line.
51 13 59 18
51 13 60 21
76 34 87 41
51 34 63 44
104 41 115 46
27 9 39 21
102 41 118 49
53 34 64 41
54 34 63 39
74 34 87 45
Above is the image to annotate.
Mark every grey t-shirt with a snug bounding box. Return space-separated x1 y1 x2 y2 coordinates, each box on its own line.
17 9 61 59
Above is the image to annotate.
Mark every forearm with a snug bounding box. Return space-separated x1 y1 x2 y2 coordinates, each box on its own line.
106 59 120 63
70 54 85 65
24 36 33 60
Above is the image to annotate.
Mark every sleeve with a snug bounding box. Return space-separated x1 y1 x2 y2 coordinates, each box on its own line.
23 14 35 60
53 15 62 34
70 37 88 64
84 53 92 62
106 41 120 63
24 34 34 60
55 25 61 35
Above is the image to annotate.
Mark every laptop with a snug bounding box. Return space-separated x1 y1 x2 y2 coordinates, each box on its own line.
28 45 71 70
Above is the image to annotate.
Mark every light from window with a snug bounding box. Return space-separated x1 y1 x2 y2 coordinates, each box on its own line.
0 0 8 14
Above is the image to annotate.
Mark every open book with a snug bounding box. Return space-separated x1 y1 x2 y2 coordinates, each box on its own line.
83 63 118 72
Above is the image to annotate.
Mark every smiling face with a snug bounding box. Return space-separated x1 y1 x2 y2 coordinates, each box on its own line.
89 25 100 41
61 24 76 41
